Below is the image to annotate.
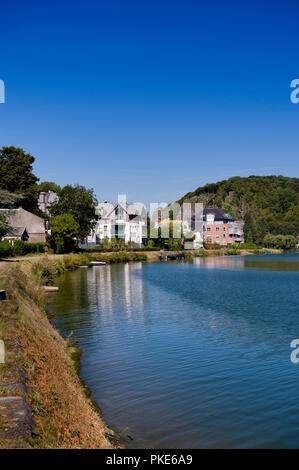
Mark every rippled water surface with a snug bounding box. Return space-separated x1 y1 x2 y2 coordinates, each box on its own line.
48 254 299 448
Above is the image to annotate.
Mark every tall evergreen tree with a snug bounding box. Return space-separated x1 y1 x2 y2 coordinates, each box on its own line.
243 212 257 243
0 146 39 211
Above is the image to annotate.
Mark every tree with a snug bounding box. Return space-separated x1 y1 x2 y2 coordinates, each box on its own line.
50 214 79 253
263 233 296 250
0 189 22 208
49 184 98 241
38 181 61 194
0 146 39 211
0 189 22 238
256 217 269 244
243 212 257 243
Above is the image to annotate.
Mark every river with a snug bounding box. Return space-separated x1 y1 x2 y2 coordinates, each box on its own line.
47 253 299 448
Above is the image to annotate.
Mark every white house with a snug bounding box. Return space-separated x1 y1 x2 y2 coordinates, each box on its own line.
87 202 147 247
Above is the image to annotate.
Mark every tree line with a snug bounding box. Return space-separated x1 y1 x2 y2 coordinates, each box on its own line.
0 146 98 253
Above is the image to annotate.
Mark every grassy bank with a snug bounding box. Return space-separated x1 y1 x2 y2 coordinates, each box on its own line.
0 264 123 448
25 252 149 286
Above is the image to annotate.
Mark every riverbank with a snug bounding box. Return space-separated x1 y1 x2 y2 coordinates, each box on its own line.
0 246 284 269
0 263 124 448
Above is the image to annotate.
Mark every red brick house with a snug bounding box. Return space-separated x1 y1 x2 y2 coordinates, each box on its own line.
203 208 244 245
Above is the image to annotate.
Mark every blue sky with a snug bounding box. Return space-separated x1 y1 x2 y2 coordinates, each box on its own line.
1 0 299 207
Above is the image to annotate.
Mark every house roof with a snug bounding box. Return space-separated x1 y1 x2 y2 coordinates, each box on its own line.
0 207 45 234
203 208 235 222
5 226 28 239
191 207 235 223
96 202 146 220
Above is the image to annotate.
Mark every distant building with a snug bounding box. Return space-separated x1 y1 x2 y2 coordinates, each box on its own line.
87 202 147 247
202 208 244 245
152 213 203 249
38 191 58 215
0 207 46 243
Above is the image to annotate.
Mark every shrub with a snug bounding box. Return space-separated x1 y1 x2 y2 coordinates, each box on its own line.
13 240 28 256
32 261 55 286
263 234 296 250
0 240 13 258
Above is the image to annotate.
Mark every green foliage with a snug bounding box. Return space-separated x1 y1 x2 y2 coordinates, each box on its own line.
225 249 241 256
263 234 296 250
49 184 98 240
0 189 22 208
178 175 299 237
146 239 155 248
83 245 161 252
31 262 55 286
0 240 13 258
0 214 11 239
146 220 185 250
50 213 79 253
243 212 257 243
0 146 39 211
0 240 49 258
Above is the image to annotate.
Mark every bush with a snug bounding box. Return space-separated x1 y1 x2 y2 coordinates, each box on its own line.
263 234 296 250
32 261 55 286
0 240 49 258
0 240 13 258
13 240 28 256
225 249 240 256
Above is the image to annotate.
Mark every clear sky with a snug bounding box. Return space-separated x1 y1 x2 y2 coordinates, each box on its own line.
1 0 299 207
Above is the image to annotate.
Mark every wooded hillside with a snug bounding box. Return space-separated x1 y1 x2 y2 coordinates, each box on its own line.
178 176 299 236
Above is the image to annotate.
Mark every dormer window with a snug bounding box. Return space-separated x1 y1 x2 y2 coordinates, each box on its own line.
206 213 214 224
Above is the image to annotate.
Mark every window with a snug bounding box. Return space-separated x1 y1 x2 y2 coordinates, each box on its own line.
207 227 211 232
216 227 219 231
116 206 124 220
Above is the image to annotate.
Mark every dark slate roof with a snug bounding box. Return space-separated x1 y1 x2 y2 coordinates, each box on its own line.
6 226 28 238
191 208 235 222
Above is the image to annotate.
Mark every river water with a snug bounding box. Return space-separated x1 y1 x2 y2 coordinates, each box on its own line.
47 253 299 448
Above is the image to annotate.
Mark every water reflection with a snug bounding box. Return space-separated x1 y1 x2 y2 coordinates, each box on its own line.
193 253 299 272
85 263 145 320
48 254 299 449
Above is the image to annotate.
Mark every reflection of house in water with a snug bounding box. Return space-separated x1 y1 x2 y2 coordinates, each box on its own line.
193 256 245 270
86 263 144 321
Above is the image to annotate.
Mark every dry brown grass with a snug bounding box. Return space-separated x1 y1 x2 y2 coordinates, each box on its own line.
10 269 122 449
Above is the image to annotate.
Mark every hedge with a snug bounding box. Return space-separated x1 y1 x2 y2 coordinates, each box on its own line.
0 240 49 258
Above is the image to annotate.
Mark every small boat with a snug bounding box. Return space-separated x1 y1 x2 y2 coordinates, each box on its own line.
167 254 177 260
176 253 185 259
80 263 92 268
90 261 106 266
